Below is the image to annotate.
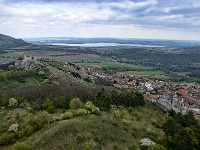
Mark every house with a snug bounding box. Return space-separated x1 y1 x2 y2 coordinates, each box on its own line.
150 95 159 101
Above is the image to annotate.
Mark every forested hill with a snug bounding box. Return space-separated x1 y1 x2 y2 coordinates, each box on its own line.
0 33 29 49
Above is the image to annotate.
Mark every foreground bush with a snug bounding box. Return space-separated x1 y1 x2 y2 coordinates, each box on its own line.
18 125 35 139
13 143 30 150
63 111 73 119
29 112 50 129
9 98 18 108
70 98 82 109
42 99 55 114
77 108 88 116
0 132 16 145
85 101 101 115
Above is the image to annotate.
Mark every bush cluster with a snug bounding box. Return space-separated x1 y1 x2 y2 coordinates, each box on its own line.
63 111 73 119
13 143 30 150
18 125 35 139
9 98 18 108
85 101 101 115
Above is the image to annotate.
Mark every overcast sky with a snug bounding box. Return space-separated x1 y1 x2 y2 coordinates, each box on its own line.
0 0 200 40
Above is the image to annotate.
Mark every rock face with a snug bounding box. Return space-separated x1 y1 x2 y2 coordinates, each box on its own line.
15 55 42 70
8 123 19 132
140 138 156 146
0 33 29 49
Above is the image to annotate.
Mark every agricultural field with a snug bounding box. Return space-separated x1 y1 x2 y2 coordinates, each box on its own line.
173 72 189 76
124 70 164 75
75 59 154 72
0 52 18 63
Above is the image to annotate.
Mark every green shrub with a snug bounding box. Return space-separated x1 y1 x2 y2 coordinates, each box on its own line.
149 144 166 150
9 98 18 108
128 107 134 113
122 119 130 125
85 101 101 115
112 110 121 119
112 143 120 150
42 99 54 110
0 132 16 145
135 112 143 121
129 143 138 150
131 123 138 131
76 133 84 141
123 126 129 131
109 135 115 141
112 108 128 119
70 98 82 109
77 108 88 116
71 109 78 116
131 131 137 138
29 112 50 129
42 79 51 84
19 102 31 109
13 143 30 150
84 145 92 150
17 77 26 83
51 115 63 123
63 111 73 119
42 99 55 114
53 75 58 79
112 121 119 127
18 125 35 139
120 109 128 118
140 145 148 150
47 105 55 114
38 71 44 76
94 135 101 142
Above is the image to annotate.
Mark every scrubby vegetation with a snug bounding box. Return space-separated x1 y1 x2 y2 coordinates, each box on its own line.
0 101 169 149
162 110 200 150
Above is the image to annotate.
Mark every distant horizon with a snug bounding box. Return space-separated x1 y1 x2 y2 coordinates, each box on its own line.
22 36 200 42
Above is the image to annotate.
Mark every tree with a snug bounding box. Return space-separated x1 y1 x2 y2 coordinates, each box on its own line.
69 98 82 109
168 109 176 117
162 118 176 142
173 127 199 150
42 99 55 113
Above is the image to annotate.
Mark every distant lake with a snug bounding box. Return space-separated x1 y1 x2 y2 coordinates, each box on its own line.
48 43 164 47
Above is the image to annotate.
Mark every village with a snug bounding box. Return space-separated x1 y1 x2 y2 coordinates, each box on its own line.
78 65 200 117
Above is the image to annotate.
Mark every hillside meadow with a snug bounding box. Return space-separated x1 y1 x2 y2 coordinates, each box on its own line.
0 102 167 150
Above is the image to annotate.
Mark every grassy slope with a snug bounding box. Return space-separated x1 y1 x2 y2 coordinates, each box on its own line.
3 103 167 150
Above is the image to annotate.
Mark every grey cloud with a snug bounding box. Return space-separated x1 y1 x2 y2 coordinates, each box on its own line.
1 0 200 32
1 0 122 4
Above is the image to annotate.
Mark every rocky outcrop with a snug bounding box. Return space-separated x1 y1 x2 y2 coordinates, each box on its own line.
15 55 42 70
140 138 156 146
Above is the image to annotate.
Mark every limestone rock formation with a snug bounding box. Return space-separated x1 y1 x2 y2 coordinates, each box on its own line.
15 55 42 70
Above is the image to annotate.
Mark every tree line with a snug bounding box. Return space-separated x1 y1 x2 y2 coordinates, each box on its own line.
0 83 145 111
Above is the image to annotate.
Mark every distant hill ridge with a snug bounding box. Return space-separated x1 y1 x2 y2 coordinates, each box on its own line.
0 33 29 49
